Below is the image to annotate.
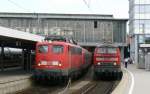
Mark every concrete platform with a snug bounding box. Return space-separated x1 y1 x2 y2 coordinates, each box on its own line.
0 69 32 94
112 64 150 94
127 64 150 94
112 67 132 94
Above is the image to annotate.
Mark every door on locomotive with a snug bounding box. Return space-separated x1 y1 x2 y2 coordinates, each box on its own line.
93 44 122 79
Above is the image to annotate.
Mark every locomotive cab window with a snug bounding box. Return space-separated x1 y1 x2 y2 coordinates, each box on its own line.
108 48 117 53
52 45 64 53
38 45 48 53
97 47 117 54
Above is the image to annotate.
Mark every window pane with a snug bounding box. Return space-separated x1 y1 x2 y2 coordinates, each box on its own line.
38 45 48 53
108 48 117 53
70 47 82 55
52 45 63 53
97 47 117 53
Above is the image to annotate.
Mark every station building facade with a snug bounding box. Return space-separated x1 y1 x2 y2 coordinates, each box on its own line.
0 13 127 59
129 0 150 68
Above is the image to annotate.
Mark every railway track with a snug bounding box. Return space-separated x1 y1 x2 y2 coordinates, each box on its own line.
12 66 119 94
69 66 120 94
12 82 65 94
11 67 92 94
85 81 119 94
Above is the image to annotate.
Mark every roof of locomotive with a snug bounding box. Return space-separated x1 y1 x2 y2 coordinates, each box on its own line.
45 35 66 41
37 41 81 48
96 43 118 48
44 35 77 45
37 41 91 54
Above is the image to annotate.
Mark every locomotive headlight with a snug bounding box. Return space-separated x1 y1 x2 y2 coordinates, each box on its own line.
113 62 117 66
58 63 62 66
38 63 41 66
97 62 101 65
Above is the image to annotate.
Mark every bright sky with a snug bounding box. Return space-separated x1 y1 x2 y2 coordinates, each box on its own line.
0 0 129 18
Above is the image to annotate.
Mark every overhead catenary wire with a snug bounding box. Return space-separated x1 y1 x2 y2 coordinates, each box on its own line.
82 0 93 13
7 0 32 12
83 0 90 9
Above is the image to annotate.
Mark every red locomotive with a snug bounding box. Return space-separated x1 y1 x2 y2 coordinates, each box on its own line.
93 44 122 80
33 36 92 82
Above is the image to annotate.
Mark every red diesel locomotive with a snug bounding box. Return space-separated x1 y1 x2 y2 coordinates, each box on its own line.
93 44 122 80
33 40 92 82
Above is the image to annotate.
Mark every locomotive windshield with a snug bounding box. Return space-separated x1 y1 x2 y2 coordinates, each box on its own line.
38 45 48 53
97 47 117 54
52 45 64 53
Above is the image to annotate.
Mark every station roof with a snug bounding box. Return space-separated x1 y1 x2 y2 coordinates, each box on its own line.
0 12 128 21
0 26 44 49
79 42 127 47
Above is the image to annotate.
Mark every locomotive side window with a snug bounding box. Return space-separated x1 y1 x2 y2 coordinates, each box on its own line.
38 45 48 53
70 47 82 55
97 47 117 53
52 45 64 53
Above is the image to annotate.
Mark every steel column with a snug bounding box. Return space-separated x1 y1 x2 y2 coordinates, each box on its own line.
1 44 4 71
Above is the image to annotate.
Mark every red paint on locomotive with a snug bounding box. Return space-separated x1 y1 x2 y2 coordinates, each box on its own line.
33 41 91 81
93 44 122 80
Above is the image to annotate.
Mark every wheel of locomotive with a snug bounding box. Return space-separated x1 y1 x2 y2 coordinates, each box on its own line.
63 76 69 85
32 76 39 85
78 71 80 78
116 71 122 80
114 72 118 80
72 72 77 80
100 72 104 80
93 73 98 80
109 72 113 80
119 71 123 80
58 76 65 85
102 72 106 80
